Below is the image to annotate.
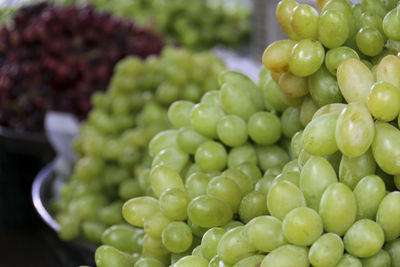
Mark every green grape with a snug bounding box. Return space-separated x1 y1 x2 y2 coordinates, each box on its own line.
248 112 281 145
238 191 268 223
289 39 325 77
68 194 106 221
57 214 80 241
161 221 192 253
319 183 356 236
312 103 346 119
309 233 344 267
280 107 303 139
149 130 179 158
144 212 171 239
383 8 400 41
159 188 189 221
275 0 301 40
191 245 203 258
261 244 309 267
155 82 180 105
207 175 241 213
334 253 362 267
352 175 385 221
318 9 349 49
344 219 384 258
278 72 309 98
255 145 289 172
118 179 143 201
385 238 400 267
217 226 258 265
122 196 159 227
187 195 233 228
300 156 338 211
265 165 284 177
267 180 306 221
223 220 245 231
150 165 185 198
185 172 211 200
195 141 227 173
201 90 220 105
134 258 165 267
337 58 375 104
187 220 208 238
301 113 338 156
245 215 286 253
209 255 232 267
227 143 258 168
372 121 400 175
339 149 376 190
282 207 323 246
101 167 129 187
367 81 400 121
325 46 360 76
361 249 391 267
152 147 189 174
375 55 400 88
291 4 319 40
190 103 224 139
280 91 305 107
290 131 303 158
175 255 209 267
299 96 317 127
201 227 227 261
233 255 265 267
335 102 375 158
217 115 248 147
101 225 141 254
74 156 104 181
177 127 210 155
282 160 301 173
262 40 297 73
142 234 169 256
95 245 138 267
308 65 344 107
273 171 300 187
99 201 124 226
356 26 384 56
222 168 253 197
376 192 400 241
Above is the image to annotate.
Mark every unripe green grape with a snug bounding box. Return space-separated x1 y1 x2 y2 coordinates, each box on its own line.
207 175 241 213
217 115 248 147
159 188 189 221
361 249 391 267
319 183 356 236
261 244 309 267
195 141 227 173
335 102 375 158
301 113 338 156
275 0 301 40
325 46 359 76
167 100 195 128
309 233 344 267
291 4 319 40
201 227 227 261
344 219 384 258
376 192 400 241
161 221 192 253
356 26 384 56
367 81 400 121
187 195 233 228
185 172 211 199
289 39 325 77
177 127 210 155
267 180 306 221
318 9 349 49
95 245 138 267
300 156 337 211
337 58 375 104
238 191 268 223
217 226 258 265
338 149 376 190
354 175 386 220
150 165 184 198
372 121 400 175
248 112 281 145
278 72 309 98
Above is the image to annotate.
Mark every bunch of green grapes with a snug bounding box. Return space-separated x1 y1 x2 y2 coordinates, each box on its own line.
70 0 250 50
53 47 225 244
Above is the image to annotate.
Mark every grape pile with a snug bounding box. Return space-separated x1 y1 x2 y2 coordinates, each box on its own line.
49 0 250 50
53 47 225 244
0 2 163 132
92 0 400 266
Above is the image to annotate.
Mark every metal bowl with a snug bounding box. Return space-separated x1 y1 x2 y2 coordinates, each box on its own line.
32 161 97 265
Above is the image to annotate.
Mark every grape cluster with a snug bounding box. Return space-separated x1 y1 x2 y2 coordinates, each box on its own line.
55 0 251 50
53 47 225 244
0 2 163 132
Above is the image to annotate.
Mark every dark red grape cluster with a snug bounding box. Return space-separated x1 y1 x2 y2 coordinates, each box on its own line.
0 2 163 133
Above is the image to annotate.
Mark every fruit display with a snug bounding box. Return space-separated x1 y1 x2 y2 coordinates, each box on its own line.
52 47 226 244
90 0 400 266
0 2 163 133
48 0 251 50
